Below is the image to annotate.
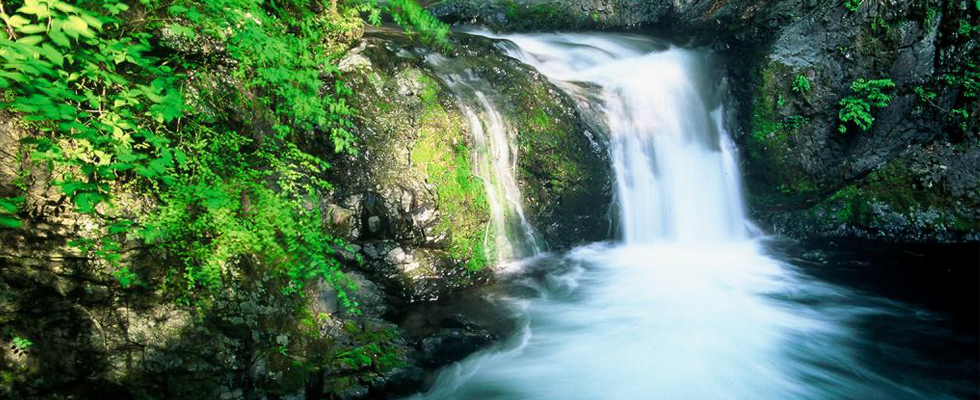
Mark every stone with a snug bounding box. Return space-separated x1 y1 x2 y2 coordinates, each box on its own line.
367 216 381 233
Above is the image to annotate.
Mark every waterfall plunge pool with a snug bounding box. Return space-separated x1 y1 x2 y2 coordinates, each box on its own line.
398 31 980 400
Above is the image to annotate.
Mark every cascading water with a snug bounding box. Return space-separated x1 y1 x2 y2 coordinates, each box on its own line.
405 32 977 400
427 54 541 261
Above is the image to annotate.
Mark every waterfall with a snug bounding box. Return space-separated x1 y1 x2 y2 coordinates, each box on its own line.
601 54 746 243
489 32 746 243
427 54 541 262
404 32 972 400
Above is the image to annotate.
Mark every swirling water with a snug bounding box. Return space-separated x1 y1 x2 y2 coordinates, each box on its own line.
405 32 979 400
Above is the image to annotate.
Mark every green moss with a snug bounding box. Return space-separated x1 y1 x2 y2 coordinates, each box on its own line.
815 185 867 223
514 84 584 184
809 157 979 233
410 77 493 271
745 62 820 207
498 0 595 30
530 109 551 130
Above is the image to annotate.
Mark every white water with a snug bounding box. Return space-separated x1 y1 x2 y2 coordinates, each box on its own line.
406 32 971 400
428 55 541 261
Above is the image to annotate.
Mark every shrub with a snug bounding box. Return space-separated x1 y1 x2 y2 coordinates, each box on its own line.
844 0 864 12
792 74 811 94
838 78 895 133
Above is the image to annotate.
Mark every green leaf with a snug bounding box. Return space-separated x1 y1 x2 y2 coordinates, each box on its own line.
168 5 189 15
168 24 195 39
134 166 156 178
80 14 103 31
108 220 132 234
17 35 44 45
52 1 81 14
16 23 47 34
3 14 30 28
109 162 133 171
58 181 88 196
0 71 26 83
37 44 63 66
17 0 50 18
48 21 70 47
149 157 171 174
174 149 187 166
116 152 141 162
0 215 22 228
74 192 104 213
63 16 94 39
0 196 24 213
106 3 129 15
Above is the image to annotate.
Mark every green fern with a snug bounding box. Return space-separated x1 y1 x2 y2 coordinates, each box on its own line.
838 78 895 134
843 0 864 12
792 74 811 94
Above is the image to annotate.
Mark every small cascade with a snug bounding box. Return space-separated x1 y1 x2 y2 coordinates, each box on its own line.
426 55 541 262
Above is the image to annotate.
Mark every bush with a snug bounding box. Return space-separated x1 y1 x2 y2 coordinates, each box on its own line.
792 74 811 94
838 78 895 133
0 0 450 303
843 0 864 12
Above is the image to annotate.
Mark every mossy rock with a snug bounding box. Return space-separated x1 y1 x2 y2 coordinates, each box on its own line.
445 33 615 249
334 31 613 260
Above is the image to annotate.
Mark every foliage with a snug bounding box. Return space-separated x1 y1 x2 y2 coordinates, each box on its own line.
823 185 865 223
387 0 450 49
785 115 809 129
0 0 452 303
838 78 895 133
334 321 405 371
792 74 810 94
943 61 979 100
11 336 32 350
0 196 22 228
843 0 864 13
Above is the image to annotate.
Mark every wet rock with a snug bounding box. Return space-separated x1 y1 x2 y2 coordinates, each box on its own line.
418 314 495 367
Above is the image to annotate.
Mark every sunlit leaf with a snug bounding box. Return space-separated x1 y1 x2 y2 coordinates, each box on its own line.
63 16 94 39
16 23 46 34
0 215 22 228
17 35 44 45
0 196 24 213
4 14 30 28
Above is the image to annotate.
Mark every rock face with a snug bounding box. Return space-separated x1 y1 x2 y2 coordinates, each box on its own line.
432 0 980 242
729 0 979 242
430 0 673 30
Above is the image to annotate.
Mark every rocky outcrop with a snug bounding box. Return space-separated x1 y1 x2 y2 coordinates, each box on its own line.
328 29 613 271
731 0 979 242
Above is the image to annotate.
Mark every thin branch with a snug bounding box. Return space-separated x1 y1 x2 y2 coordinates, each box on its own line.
0 0 19 40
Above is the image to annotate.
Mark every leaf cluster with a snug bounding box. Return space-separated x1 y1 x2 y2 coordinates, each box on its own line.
838 78 895 134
